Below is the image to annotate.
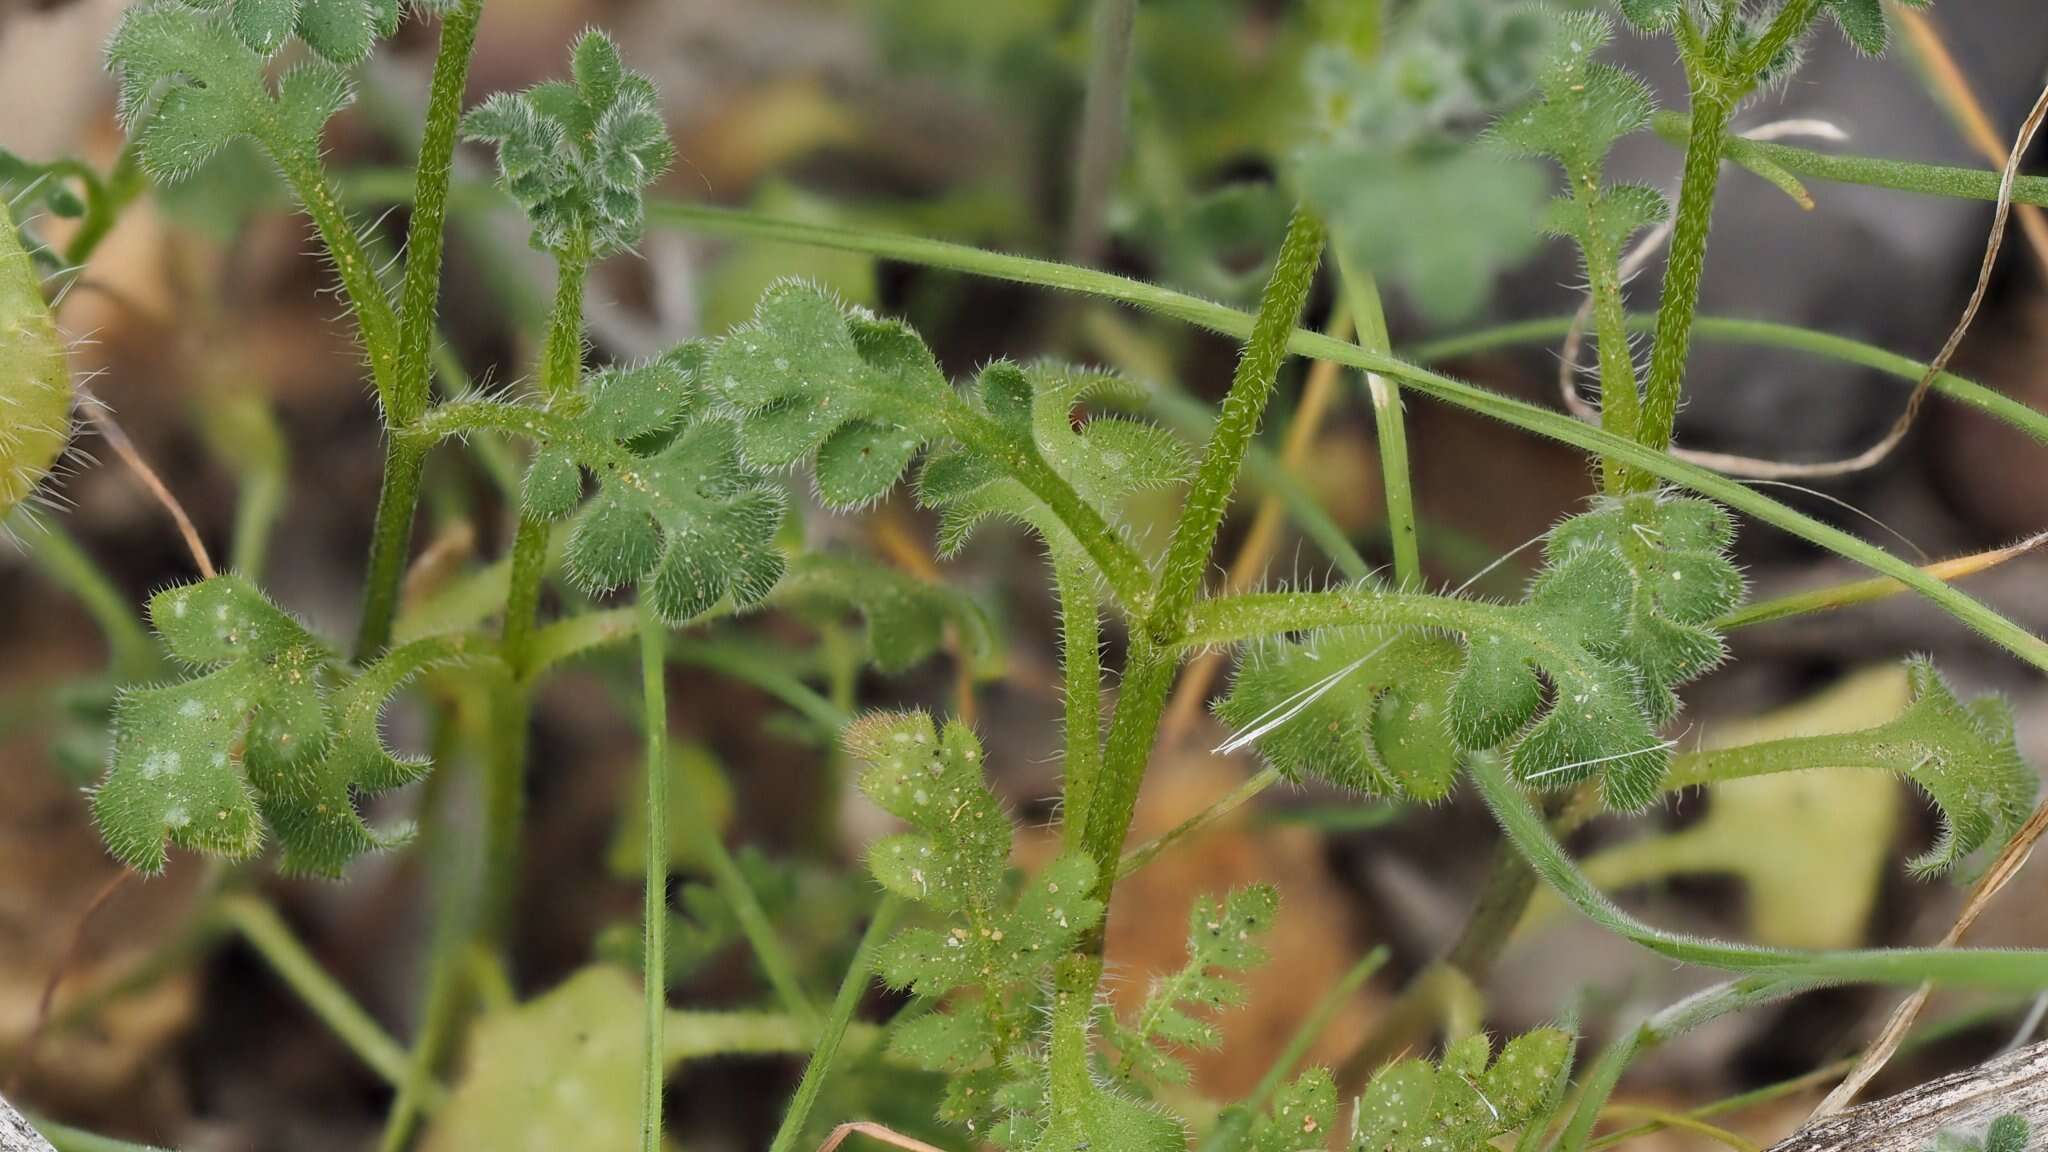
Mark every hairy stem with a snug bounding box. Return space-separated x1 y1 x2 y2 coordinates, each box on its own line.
354 438 429 660
480 242 591 945
1663 728 1900 791
272 148 400 403
1579 205 1647 494
766 895 905 1152
349 0 485 661
1148 209 1327 641
1638 86 1730 453
1054 551 1104 851
638 599 667 1152
392 0 484 426
1079 208 1324 938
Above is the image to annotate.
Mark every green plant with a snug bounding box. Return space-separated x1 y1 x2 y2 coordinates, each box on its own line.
18 0 2048 1149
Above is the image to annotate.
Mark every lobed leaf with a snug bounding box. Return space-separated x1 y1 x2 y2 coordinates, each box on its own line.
1352 1028 1573 1152
1102 884 1278 1088
846 711 1104 1141
94 575 472 875
185 0 400 63
1863 660 2032 878
706 280 953 508
527 345 791 625
463 28 674 255
107 0 357 180
919 361 1189 561
1222 494 1742 811
94 576 329 872
252 634 480 876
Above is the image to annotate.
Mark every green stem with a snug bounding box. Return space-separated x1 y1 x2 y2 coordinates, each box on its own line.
1140 386 1373 581
1077 210 1325 922
1638 86 1731 454
538 236 591 408
1586 995 2039 1149
1149 209 1326 641
1054 551 1103 850
349 0 484 660
1410 312 2048 447
479 243 591 942
1469 753 2048 989
1555 975 1813 1152
272 147 400 403
353 438 429 660
392 0 484 428
1579 199 1647 494
219 895 444 1108
638 599 667 1152
670 637 850 736
59 142 142 270
440 197 2048 668
766 894 906 1152
1655 110 2048 206
227 453 286 582
377 714 473 1152
1116 766 1279 879
1336 254 1419 585
1662 728 1897 791
498 517 554 679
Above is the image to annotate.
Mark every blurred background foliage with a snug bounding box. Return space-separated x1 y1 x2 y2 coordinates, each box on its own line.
1 0 2046 1148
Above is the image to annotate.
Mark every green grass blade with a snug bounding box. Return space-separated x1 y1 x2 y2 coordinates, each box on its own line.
1469 754 2048 989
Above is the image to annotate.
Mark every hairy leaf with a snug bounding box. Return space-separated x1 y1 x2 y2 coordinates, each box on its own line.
463 28 674 255
772 552 995 675
1823 0 1930 56
185 0 399 63
1222 495 1741 810
94 575 472 875
1101 884 1277 1087
707 280 952 508
1492 9 1667 255
919 361 1189 561
848 711 1103 1141
1673 659 2037 878
95 576 329 872
254 634 479 876
107 1 356 180
1035 959 1186 1152
1204 1065 1335 1147
1352 1028 1573 1152
530 346 789 625
1218 629 1464 802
